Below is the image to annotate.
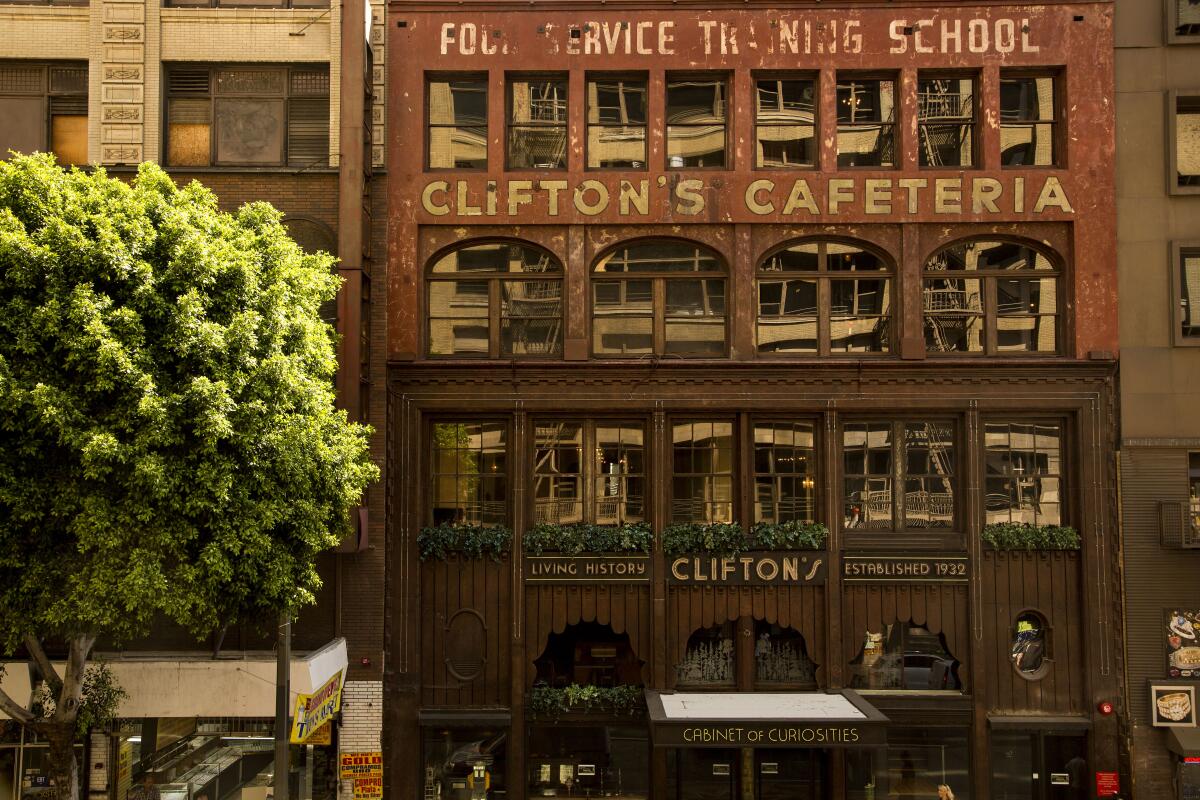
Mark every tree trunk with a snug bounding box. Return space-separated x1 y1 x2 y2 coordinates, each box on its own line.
41 720 80 800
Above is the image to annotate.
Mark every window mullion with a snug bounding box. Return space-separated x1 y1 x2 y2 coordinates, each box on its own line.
489 279 501 359
818 278 832 357
583 422 595 525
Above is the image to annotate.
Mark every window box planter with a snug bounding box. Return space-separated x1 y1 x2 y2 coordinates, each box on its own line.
417 523 513 561
528 684 646 720
662 521 829 556
981 523 1080 551
523 522 653 555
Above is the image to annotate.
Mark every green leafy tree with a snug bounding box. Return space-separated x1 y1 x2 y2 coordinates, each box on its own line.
0 154 378 799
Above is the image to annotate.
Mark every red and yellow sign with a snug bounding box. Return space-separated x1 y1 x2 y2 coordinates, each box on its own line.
289 670 344 744
340 752 383 800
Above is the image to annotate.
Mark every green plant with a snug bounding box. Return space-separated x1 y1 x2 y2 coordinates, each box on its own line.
528 683 645 718
661 522 748 556
751 521 829 551
523 522 653 555
981 523 1081 551
417 523 512 561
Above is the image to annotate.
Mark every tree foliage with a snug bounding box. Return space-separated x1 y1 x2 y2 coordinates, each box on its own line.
0 152 378 650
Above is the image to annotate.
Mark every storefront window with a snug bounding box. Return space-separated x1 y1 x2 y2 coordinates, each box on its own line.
753 422 817 524
1011 612 1049 677
846 727 970 800
754 622 818 687
423 728 506 800
676 624 735 687
432 422 508 526
672 421 735 524
666 749 737 800
850 622 963 691
990 732 1087 800
534 622 644 688
527 726 648 799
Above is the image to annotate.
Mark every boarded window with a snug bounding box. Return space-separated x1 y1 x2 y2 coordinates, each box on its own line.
165 65 329 168
0 62 88 165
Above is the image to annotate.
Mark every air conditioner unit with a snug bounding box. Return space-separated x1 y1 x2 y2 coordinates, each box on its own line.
1159 500 1200 549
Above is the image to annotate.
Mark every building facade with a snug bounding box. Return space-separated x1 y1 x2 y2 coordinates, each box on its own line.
0 0 389 794
385 2 1123 799
1115 0 1200 798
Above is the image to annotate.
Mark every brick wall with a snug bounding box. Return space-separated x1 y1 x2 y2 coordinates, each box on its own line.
337 680 383 800
89 732 110 799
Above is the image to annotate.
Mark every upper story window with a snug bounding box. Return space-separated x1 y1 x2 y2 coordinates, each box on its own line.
1190 453 1200 535
666 76 727 168
427 241 562 358
1000 72 1058 167
672 420 735 524
917 74 976 168
427 76 487 170
754 76 816 169
533 421 646 526
924 239 1060 355
587 76 647 169
507 76 567 170
0 62 87 166
1174 243 1200 344
843 421 957 532
431 421 507 526
753 421 817 525
1171 0 1200 39
985 421 1063 527
836 75 896 168
592 240 727 358
757 240 893 356
165 65 329 168
166 0 325 9
1171 92 1200 193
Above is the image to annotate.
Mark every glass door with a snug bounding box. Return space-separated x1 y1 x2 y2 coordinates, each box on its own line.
755 749 825 800
669 749 736 800
990 731 1087 800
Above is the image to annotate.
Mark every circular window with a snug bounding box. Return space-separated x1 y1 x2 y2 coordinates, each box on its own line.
1011 611 1050 679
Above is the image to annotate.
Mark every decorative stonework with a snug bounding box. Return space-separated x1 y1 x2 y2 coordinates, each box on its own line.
370 0 385 167
98 0 145 165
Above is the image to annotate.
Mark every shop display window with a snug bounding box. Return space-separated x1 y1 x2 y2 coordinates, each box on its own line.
666 748 738 800
526 725 648 799
1010 611 1050 678
676 623 736 687
753 622 818 688
849 621 963 691
534 622 644 688
845 727 970 800
423 728 506 800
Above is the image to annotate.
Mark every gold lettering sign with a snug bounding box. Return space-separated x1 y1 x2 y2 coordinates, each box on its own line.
420 176 1073 221
525 555 651 584
666 552 825 586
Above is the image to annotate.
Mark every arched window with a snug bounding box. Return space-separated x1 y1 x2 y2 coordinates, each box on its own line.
427 241 562 358
923 239 1060 354
754 622 818 688
675 623 735 687
849 621 962 691
1011 611 1051 679
757 240 893 355
592 240 727 357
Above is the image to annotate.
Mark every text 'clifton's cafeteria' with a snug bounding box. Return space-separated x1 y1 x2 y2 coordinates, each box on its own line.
438 16 1041 57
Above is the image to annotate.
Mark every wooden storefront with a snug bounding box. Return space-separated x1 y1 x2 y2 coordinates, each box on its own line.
384 1 1122 798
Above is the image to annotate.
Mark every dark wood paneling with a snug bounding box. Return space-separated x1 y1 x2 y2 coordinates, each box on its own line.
420 555 510 707
525 584 652 685
979 550 1085 714
667 586 827 688
841 584 971 690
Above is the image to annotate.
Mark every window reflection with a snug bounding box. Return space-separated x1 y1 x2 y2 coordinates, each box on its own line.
850 622 963 691
432 422 507 526
918 76 975 168
532 421 646 526
672 421 735 524
1000 75 1056 167
836 77 896 167
843 422 956 531
423 729 506 800
755 78 816 168
753 422 817 524
427 78 488 169
984 422 1063 526
507 78 567 169
587 78 647 169
666 77 727 168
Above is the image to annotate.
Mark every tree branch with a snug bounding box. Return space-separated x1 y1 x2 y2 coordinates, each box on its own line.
23 635 60 686
0 677 34 725
53 633 96 724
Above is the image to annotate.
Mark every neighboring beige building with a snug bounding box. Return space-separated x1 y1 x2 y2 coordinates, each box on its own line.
1117 0 1200 797
0 0 388 796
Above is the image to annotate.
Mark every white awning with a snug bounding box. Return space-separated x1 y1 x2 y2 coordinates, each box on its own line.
645 690 888 748
0 637 347 720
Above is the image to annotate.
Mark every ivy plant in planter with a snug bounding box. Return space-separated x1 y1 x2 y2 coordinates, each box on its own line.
981 523 1081 551
528 683 645 718
523 522 653 555
661 522 748 556
751 521 829 551
417 523 513 561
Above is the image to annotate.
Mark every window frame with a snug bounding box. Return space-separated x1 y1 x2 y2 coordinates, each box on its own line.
755 238 895 358
664 72 730 171
916 70 979 170
982 417 1069 531
834 72 900 169
591 239 730 359
1166 0 1200 44
163 63 330 169
585 72 649 171
922 237 1063 357
425 72 489 172
669 417 738 526
1172 241 1200 346
505 72 569 172
0 61 89 165
751 418 823 528
840 418 962 546
751 72 819 171
425 239 565 360
427 418 513 528
529 418 651 527
1168 90 1200 196
999 68 1063 169
1010 608 1054 682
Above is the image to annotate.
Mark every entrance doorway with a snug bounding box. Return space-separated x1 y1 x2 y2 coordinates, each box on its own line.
667 749 827 800
991 731 1088 800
